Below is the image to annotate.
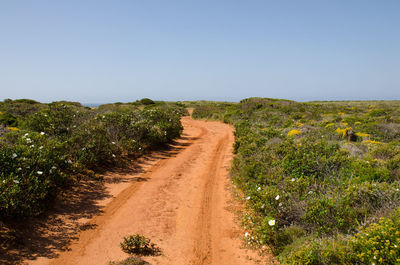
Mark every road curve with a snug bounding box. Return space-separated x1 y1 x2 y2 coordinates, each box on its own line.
29 117 269 265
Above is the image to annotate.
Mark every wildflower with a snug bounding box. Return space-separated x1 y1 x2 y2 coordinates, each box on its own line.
37 171 43 175
52 166 57 169
49 169 53 174
257 187 261 191
13 180 19 184
246 196 251 200
26 138 32 142
39 146 43 149
244 232 249 237
68 160 73 164
279 203 282 207
288 129 301 136
308 190 313 194
17 167 22 171
139 147 142 150
24 133 29 137
7 127 19 131
112 154 116 158
40 132 45 135
30 145 35 148
275 195 280 200
268 219 275 226
364 140 382 144
12 153 18 158
291 178 295 182
111 141 116 144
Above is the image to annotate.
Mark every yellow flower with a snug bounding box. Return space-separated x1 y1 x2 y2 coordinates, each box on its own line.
338 112 345 116
7 127 19 131
364 140 383 144
325 123 334 128
336 127 352 138
355 121 362 125
288 129 301 136
296 122 304 127
355 132 370 138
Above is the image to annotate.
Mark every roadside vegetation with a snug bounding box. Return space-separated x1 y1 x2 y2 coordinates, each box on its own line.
0 99 185 247
192 98 400 264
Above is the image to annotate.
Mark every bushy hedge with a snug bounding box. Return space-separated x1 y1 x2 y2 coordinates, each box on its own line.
0 100 184 219
193 98 400 264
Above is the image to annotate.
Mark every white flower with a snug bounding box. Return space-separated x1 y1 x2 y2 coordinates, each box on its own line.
39 146 43 150
246 196 251 200
12 153 18 158
49 169 53 174
268 219 275 226
257 187 261 191
30 145 35 148
37 171 43 175
373 256 376 260
278 203 282 207
24 133 29 137
40 132 45 135
111 142 116 144
291 178 295 182
275 195 280 200
13 180 20 184
17 167 22 171
139 147 142 150
68 160 73 164
396 189 399 192
112 154 116 158
261 204 265 209
308 190 313 194
394 245 398 248
244 232 249 237
52 166 57 169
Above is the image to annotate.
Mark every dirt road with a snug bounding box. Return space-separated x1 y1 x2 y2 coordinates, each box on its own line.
28 117 271 265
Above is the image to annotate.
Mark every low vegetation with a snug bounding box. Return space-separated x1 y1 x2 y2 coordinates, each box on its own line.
0 99 185 220
120 234 161 256
192 98 400 264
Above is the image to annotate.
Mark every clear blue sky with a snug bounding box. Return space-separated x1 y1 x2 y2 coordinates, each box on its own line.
1 0 399 103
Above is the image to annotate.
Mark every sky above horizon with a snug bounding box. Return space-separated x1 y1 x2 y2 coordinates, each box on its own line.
1 0 399 103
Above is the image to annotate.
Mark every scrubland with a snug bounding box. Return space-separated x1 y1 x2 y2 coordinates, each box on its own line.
192 98 400 264
0 99 185 249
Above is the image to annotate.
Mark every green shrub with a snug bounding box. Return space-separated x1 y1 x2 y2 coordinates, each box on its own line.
0 112 18 127
120 234 160 256
109 257 149 265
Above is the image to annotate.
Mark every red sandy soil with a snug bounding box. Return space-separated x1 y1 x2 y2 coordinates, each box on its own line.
6 117 276 265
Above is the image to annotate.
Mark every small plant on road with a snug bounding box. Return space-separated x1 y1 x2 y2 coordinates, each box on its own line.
120 234 161 256
109 257 150 265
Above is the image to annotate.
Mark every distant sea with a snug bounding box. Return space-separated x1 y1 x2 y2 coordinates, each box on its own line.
82 103 104 107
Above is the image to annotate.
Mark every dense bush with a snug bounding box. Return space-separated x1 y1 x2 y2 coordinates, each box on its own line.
193 98 400 264
0 99 183 219
120 234 160 256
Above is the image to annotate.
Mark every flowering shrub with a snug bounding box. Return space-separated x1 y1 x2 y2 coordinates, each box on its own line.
0 100 184 219
192 98 400 264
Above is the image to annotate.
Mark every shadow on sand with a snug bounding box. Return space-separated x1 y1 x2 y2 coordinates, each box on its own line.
0 137 193 265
